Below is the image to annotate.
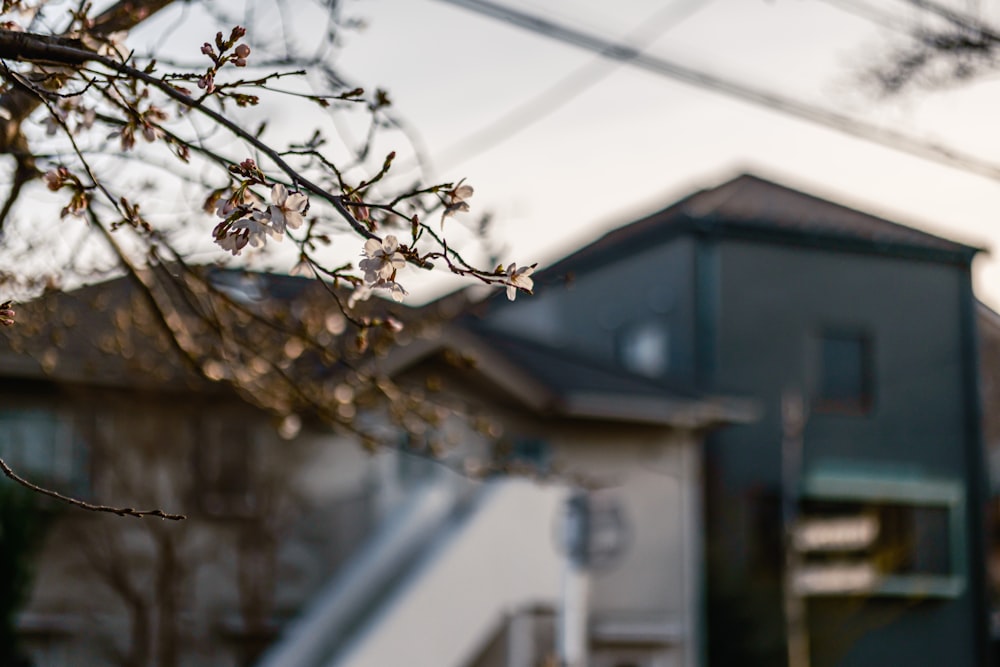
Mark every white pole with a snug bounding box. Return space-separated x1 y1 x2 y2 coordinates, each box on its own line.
781 391 810 667
557 490 589 667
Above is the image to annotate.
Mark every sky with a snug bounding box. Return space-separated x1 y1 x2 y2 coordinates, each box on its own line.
110 0 1000 308
312 0 1000 307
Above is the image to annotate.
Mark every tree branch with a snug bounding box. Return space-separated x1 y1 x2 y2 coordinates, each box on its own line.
0 457 186 520
0 28 374 239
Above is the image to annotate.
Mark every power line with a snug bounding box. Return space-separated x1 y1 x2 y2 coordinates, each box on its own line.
435 0 712 170
435 0 1000 183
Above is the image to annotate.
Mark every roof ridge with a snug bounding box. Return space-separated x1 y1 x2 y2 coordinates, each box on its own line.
533 173 979 284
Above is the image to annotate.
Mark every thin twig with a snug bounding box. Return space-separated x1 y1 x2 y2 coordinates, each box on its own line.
0 30 372 238
0 457 186 520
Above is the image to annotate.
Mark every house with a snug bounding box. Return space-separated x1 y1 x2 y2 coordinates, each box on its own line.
0 271 392 667
256 325 752 667
2 172 993 667
973 302 1000 649
463 173 991 667
0 266 746 667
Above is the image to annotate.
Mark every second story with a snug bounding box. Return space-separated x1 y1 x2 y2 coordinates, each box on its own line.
480 173 982 477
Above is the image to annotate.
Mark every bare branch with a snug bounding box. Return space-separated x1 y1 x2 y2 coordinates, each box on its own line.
0 457 186 520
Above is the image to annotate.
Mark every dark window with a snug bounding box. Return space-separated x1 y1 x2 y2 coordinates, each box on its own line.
878 503 951 576
0 409 88 495
195 419 256 517
816 332 873 413
494 438 551 474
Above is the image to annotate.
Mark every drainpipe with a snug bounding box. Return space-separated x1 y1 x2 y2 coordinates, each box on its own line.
557 489 590 667
781 390 810 667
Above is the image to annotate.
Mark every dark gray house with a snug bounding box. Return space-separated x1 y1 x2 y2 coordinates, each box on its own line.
472 173 991 667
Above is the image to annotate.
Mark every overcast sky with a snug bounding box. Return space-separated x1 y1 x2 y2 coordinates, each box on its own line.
303 0 1000 307
115 0 1000 308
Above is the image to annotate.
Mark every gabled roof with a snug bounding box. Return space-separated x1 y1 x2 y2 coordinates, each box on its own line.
542 173 981 280
381 326 757 429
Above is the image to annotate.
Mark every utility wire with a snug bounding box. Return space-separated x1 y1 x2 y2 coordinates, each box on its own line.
434 0 711 171
435 0 1000 183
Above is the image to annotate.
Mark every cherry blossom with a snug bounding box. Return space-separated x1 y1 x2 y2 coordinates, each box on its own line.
213 189 271 254
359 235 405 284
215 189 262 220
214 227 250 256
347 279 407 307
441 179 473 225
381 279 407 302
232 213 278 249
348 284 373 308
198 73 216 93
445 179 473 207
504 262 535 301
268 183 308 233
43 168 65 191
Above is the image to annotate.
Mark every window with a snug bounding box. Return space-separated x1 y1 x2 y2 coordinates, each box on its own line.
618 319 669 378
816 331 873 413
22 636 72 667
794 469 965 598
494 438 551 474
0 409 88 495
195 418 257 516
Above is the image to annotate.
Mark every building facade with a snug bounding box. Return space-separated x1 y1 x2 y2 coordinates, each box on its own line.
476 173 991 667
2 173 992 667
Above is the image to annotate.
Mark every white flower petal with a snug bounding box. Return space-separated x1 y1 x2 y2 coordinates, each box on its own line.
271 183 288 205
348 284 373 308
363 238 382 257
389 282 407 302
286 192 308 213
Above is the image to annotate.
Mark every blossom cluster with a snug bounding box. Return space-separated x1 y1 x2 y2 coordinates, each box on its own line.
350 235 408 306
197 27 252 94
212 178 309 256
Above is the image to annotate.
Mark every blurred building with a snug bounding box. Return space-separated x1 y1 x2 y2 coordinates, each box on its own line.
462 173 990 667
0 267 746 667
974 302 1000 658
1 173 994 667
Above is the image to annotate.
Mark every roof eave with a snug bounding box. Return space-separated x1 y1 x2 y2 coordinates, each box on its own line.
557 391 760 429
533 207 982 286
695 216 983 266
